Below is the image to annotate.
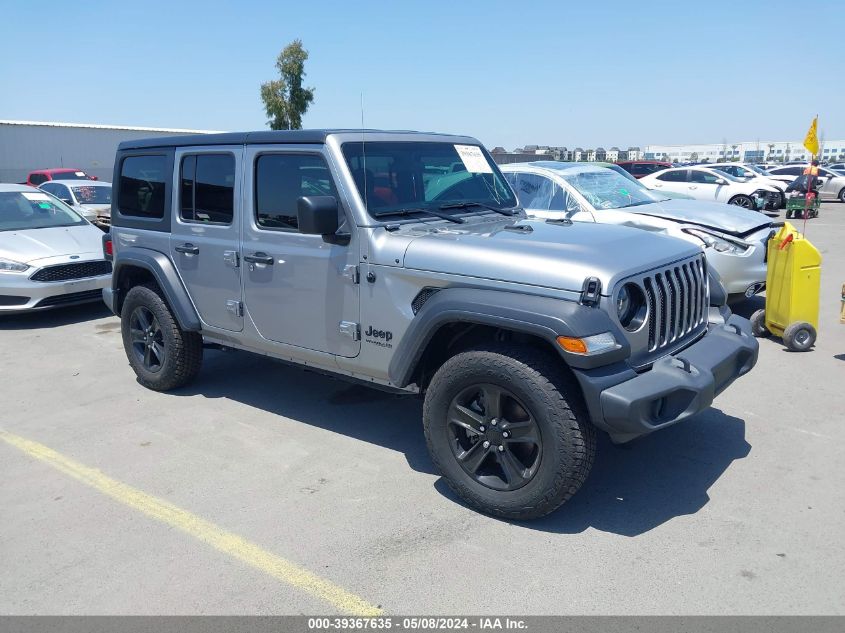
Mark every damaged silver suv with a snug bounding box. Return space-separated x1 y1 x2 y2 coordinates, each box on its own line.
103 130 758 519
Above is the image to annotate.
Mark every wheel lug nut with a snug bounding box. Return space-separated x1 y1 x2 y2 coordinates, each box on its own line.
502 431 509 438
490 419 497 426
483 441 490 449
498 445 505 452
479 425 485 432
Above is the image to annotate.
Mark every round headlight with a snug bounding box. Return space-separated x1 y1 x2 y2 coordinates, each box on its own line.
617 283 647 331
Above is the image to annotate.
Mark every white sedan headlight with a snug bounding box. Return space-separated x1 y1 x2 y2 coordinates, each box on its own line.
683 228 750 255
0 257 30 272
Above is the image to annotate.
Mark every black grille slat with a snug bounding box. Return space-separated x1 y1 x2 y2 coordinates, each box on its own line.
665 269 678 343
30 261 112 282
655 273 668 348
35 290 103 308
644 278 657 352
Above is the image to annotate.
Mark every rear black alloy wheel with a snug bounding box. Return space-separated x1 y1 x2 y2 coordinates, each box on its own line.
447 383 542 492
120 283 203 391
129 306 165 372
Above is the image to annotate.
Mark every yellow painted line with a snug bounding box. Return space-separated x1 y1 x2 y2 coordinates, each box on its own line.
0 430 382 616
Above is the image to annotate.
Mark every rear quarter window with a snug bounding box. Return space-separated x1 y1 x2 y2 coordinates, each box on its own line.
118 155 167 218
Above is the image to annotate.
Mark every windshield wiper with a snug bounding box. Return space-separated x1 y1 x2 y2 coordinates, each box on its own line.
373 207 465 224
438 201 517 216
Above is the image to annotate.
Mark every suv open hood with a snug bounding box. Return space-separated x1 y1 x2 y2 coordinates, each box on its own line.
402 217 701 294
632 199 771 235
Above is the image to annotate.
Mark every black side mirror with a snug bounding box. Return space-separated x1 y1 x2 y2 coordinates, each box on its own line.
60 198 74 205
297 196 340 235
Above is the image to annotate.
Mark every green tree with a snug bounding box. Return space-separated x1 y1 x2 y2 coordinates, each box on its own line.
260 39 315 130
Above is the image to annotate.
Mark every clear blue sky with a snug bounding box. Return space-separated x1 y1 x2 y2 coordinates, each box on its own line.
1 0 841 149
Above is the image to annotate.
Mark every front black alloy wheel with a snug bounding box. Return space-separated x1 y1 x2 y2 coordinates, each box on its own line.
423 343 596 520
129 306 165 372
447 383 542 492
729 194 755 209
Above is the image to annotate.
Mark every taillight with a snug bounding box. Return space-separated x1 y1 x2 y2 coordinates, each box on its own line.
103 235 113 260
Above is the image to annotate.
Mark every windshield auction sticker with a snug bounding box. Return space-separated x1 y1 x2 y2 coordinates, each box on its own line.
454 144 493 173
22 192 51 201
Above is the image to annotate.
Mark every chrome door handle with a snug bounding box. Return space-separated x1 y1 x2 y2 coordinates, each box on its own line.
175 243 199 255
243 252 274 265
689 185 697 190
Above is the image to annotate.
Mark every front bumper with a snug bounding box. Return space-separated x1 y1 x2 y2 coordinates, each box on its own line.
573 314 758 443
0 268 111 314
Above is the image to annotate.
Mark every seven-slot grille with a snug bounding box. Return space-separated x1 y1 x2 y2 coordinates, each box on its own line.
641 256 708 352
30 260 112 282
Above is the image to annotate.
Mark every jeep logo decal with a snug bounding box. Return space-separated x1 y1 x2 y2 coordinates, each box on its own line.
364 325 393 348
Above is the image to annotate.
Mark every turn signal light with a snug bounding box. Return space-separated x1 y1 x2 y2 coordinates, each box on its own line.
556 336 588 354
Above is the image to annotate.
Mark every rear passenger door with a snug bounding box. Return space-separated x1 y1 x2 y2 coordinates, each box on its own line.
170 147 243 332
651 169 689 196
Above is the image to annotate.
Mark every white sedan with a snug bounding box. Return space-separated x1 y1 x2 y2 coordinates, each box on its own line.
640 166 781 211
703 162 787 207
501 162 772 299
39 179 112 229
0 184 111 313
766 165 845 203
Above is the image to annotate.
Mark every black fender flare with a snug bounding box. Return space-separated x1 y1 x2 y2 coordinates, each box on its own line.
111 248 202 331
388 287 630 387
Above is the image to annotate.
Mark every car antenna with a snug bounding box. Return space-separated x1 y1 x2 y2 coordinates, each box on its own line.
361 92 368 212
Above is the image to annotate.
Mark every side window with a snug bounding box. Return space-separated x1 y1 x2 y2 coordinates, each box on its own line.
657 170 687 182
509 173 545 208
690 170 721 184
776 167 802 176
179 153 235 224
119 155 167 218
29 173 47 185
255 153 338 231
39 182 59 196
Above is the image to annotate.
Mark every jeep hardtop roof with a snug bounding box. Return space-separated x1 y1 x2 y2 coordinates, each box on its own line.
117 129 479 150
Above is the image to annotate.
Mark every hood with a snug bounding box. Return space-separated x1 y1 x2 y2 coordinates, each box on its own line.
631 199 770 235
0 224 104 264
401 218 701 294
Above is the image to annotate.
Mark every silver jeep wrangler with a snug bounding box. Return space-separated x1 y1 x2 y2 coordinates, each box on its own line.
103 130 758 519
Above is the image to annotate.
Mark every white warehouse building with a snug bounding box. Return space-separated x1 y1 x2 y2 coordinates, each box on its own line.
643 140 845 164
0 120 219 184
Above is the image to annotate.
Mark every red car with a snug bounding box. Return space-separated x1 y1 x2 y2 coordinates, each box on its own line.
615 160 673 179
24 168 97 187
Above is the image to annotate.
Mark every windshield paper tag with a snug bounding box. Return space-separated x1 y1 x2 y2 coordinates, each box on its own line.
22 192 51 201
75 171 86 176
454 145 493 173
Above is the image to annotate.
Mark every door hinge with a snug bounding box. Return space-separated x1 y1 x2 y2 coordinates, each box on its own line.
339 321 360 341
226 300 243 317
223 250 240 268
343 264 360 284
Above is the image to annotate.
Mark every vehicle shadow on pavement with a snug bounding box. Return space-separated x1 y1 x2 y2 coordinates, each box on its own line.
172 350 435 475
0 303 112 330
507 408 750 536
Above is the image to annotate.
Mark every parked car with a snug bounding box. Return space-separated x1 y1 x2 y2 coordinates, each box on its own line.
0 184 112 313
640 166 781 211
705 162 787 208
103 130 758 520
615 160 674 179
501 162 772 299
828 162 845 172
39 180 112 229
766 165 845 202
23 168 97 187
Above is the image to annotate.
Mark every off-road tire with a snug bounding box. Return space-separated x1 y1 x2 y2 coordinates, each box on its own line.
750 309 769 338
728 194 755 209
423 343 596 520
783 321 816 352
121 283 203 391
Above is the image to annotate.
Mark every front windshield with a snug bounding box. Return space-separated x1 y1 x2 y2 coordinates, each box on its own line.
72 184 112 205
560 168 668 210
341 142 517 219
0 191 86 231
